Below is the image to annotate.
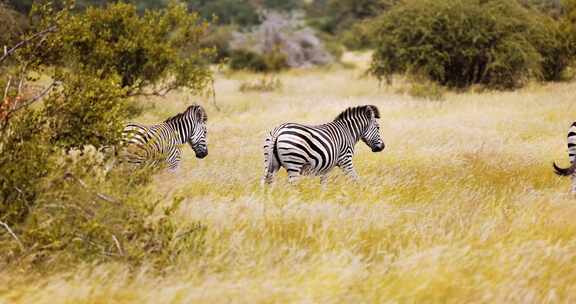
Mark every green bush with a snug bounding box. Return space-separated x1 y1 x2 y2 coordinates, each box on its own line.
0 111 53 226
33 1 215 95
1 146 207 271
0 3 28 49
229 48 289 73
369 0 575 89
0 2 213 272
43 73 127 150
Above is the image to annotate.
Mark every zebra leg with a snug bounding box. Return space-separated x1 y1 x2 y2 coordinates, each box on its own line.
166 147 182 172
287 169 301 184
338 158 359 181
320 174 329 185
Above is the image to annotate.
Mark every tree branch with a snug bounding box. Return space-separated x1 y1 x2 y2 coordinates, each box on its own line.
10 80 60 113
0 26 57 65
0 220 24 251
63 172 119 204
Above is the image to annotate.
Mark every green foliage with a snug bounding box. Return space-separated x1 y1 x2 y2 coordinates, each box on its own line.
33 2 214 95
229 50 269 72
0 1 213 272
199 25 236 63
187 0 260 26
307 0 396 35
306 0 397 50
0 3 28 49
43 74 127 149
1 146 207 270
369 0 575 89
0 111 53 226
229 48 289 73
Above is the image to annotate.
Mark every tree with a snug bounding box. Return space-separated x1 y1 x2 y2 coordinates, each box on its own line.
369 0 574 89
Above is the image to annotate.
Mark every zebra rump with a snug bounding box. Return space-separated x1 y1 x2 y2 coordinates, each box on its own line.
553 121 576 176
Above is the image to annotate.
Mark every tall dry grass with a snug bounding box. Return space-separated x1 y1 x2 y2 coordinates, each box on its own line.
2 54 576 303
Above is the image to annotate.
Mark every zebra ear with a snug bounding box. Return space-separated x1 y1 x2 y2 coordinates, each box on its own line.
194 104 208 123
365 105 380 119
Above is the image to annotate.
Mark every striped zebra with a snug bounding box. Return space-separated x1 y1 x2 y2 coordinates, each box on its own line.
263 105 385 184
553 122 576 193
121 104 208 171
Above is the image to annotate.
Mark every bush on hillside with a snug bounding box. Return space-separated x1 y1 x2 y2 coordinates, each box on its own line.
229 12 334 72
369 0 575 89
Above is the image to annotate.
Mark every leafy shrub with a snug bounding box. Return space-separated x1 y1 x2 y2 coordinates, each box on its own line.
306 0 397 35
369 0 575 89
1 146 207 271
33 1 215 95
0 2 213 272
187 0 260 26
229 49 272 72
43 73 127 150
0 111 53 226
0 3 28 49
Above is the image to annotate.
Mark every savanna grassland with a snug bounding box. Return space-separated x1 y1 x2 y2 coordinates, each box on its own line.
2 53 576 303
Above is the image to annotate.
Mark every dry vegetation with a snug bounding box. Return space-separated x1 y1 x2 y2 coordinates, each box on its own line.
2 53 576 303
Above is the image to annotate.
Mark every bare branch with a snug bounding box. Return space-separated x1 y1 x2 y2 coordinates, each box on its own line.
0 220 25 251
0 26 57 65
10 80 60 113
2 77 11 101
112 234 124 256
210 78 220 112
0 80 59 131
63 172 119 204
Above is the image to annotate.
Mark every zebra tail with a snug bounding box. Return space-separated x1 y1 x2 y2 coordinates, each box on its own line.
553 162 576 176
264 129 280 174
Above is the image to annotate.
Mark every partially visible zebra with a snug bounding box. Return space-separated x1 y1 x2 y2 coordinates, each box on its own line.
263 105 385 184
121 104 208 171
553 122 576 193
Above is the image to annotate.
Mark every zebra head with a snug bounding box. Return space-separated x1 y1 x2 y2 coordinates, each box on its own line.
186 104 208 159
360 105 385 152
166 104 208 159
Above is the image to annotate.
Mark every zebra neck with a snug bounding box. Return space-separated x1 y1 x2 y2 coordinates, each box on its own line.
166 119 192 145
330 119 366 146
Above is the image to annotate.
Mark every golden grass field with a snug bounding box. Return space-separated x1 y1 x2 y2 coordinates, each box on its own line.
2 53 576 303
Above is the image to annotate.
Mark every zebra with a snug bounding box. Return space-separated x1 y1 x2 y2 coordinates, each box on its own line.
262 105 385 184
120 104 208 171
553 121 576 193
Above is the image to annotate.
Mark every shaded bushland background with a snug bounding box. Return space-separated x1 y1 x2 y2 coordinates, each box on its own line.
2 0 576 302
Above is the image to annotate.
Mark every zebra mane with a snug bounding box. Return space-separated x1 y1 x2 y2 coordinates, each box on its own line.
164 104 208 124
333 105 380 121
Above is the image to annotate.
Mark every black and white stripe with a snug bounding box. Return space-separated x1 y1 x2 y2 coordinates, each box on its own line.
553 122 576 193
121 104 208 171
263 105 385 183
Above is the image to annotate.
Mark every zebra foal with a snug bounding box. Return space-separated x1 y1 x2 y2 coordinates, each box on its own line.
121 104 208 171
263 105 385 184
553 121 576 193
